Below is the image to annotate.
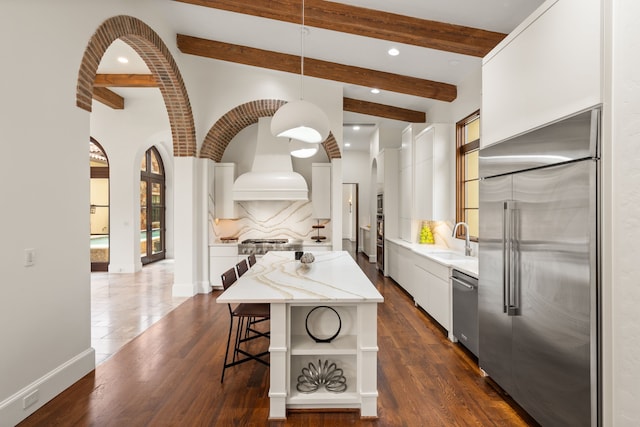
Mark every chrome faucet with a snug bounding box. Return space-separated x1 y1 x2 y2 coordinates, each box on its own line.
452 222 472 256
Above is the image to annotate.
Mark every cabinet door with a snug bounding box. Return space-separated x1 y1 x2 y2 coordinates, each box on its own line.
428 275 450 330
214 163 238 219
312 163 331 219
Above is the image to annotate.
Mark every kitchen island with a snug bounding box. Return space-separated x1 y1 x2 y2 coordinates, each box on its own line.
217 251 384 419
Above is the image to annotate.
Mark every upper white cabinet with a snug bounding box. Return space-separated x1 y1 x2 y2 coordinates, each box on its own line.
413 124 453 221
399 125 425 242
214 163 238 219
312 163 331 219
482 0 602 146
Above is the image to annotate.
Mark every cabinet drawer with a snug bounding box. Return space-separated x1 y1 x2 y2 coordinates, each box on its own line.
414 254 449 280
209 245 238 257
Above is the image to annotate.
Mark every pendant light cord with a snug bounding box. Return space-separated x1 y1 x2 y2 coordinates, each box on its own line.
300 0 305 100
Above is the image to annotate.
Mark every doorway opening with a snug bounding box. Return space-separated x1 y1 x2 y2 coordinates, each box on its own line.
342 183 359 259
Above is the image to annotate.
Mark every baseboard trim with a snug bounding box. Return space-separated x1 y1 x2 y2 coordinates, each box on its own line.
0 347 95 427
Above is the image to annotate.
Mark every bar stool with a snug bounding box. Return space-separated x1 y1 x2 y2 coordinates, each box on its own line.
236 259 249 277
220 267 270 383
248 254 257 267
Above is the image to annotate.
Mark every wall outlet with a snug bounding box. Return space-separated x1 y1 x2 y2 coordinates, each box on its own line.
24 248 35 267
23 389 39 409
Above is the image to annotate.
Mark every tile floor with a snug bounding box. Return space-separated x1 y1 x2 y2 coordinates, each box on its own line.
91 259 188 365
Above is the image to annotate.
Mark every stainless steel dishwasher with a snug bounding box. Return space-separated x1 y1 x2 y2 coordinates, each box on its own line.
451 269 478 357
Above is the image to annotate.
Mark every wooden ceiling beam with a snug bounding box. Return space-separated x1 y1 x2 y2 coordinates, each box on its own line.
94 74 158 87
173 0 505 57
93 87 124 109
343 98 425 123
177 34 457 102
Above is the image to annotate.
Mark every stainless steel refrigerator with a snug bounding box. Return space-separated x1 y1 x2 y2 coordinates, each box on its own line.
478 107 600 426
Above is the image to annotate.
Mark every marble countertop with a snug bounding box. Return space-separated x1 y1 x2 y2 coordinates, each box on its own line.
386 238 478 278
217 251 384 304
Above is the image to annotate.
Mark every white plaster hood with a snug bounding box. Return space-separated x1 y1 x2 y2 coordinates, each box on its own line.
233 117 309 201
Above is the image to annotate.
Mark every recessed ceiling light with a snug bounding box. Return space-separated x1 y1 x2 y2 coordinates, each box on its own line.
370 88 380 94
353 126 360 131
345 143 351 147
117 56 129 64
388 48 400 56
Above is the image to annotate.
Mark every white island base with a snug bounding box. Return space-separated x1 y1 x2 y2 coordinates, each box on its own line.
217 251 383 420
269 302 379 419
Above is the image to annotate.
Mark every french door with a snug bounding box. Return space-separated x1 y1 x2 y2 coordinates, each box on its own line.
140 147 165 265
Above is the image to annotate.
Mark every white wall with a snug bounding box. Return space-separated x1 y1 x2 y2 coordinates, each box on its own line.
0 1 176 424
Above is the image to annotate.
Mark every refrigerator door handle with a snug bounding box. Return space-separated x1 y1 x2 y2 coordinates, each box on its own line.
502 201 510 314
505 200 519 316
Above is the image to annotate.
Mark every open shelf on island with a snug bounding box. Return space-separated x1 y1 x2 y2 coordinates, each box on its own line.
290 334 357 355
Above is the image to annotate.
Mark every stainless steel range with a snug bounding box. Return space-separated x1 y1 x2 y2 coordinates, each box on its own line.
238 239 303 256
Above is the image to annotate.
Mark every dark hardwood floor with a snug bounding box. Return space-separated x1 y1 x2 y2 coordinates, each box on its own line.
19 253 536 426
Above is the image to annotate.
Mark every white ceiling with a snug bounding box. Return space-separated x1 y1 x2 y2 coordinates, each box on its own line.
97 0 544 153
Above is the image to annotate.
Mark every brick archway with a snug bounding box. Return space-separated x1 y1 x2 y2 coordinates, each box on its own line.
76 15 196 157
199 99 341 162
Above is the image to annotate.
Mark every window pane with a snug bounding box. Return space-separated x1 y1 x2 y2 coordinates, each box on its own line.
140 154 147 171
466 117 480 142
465 150 479 180
150 150 161 174
465 179 479 209
151 182 162 206
90 206 109 234
140 231 148 256
466 209 479 238
90 235 109 263
90 178 109 206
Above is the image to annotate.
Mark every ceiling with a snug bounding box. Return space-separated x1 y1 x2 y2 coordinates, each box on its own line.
96 0 544 152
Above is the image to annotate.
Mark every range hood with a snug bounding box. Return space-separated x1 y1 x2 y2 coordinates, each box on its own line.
233 117 309 201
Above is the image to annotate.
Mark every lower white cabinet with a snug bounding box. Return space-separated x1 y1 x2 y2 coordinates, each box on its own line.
386 241 414 295
209 245 239 288
413 256 451 331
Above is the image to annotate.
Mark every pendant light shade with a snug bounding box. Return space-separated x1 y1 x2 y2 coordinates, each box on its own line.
271 99 330 144
289 138 319 158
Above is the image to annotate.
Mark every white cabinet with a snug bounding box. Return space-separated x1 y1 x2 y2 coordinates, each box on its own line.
413 255 451 331
482 0 601 147
413 124 453 221
209 245 239 288
399 127 413 242
214 163 238 219
376 149 399 243
312 163 331 219
386 240 415 297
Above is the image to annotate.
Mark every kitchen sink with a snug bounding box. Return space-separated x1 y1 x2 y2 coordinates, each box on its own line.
428 251 469 260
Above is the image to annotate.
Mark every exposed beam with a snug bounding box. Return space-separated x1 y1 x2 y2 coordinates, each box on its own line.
177 34 456 102
93 87 124 109
174 0 506 57
94 74 158 87
343 98 425 123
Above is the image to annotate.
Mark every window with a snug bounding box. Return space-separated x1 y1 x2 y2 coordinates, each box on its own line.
140 147 166 265
456 111 480 241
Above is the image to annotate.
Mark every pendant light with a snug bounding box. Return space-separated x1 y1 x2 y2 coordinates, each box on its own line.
289 138 319 158
271 0 330 144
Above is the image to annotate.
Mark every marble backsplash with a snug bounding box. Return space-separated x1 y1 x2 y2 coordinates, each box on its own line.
209 200 331 244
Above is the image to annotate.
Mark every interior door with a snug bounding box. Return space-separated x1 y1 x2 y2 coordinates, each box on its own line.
510 161 594 426
478 173 513 391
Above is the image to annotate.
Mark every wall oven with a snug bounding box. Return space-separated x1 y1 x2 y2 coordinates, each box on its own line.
376 214 384 271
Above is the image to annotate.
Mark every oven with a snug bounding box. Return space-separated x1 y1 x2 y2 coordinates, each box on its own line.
376 214 384 271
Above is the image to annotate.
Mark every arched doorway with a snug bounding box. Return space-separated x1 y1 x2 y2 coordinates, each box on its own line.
90 138 110 272
140 146 166 265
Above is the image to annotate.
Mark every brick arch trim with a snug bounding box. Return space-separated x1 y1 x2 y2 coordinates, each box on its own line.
76 15 196 157
199 99 341 162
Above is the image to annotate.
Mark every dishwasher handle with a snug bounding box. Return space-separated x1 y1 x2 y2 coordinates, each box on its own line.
451 276 475 290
